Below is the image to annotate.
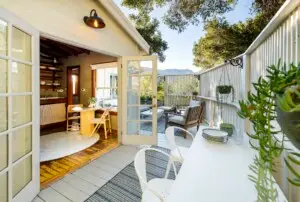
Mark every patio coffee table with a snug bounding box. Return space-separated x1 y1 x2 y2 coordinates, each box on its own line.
141 109 164 119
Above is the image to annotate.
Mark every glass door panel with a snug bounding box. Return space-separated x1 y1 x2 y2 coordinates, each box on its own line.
0 19 8 56
122 56 157 145
12 95 32 127
11 62 32 92
12 156 32 197
12 126 32 162
0 8 39 202
0 97 8 132
0 173 8 202
0 134 8 171
0 59 8 93
12 26 31 62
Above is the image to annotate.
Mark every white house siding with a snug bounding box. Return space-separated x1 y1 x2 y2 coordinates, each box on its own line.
0 0 143 56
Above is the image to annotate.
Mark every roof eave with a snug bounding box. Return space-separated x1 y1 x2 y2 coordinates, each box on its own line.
98 0 150 54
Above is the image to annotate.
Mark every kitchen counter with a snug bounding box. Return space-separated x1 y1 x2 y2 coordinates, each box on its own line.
40 97 67 105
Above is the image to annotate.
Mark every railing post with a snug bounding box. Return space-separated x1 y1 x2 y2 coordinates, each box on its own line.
241 54 251 134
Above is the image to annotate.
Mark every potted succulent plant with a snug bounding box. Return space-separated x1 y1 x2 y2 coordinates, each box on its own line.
238 62 300 200
267 63 300 150
220 123 234 136
88 97 97 108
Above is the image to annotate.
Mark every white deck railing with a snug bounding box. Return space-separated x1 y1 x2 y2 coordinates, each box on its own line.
198 1 300 201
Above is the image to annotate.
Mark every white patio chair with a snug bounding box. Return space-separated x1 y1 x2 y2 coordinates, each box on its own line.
134 148 177 202
164 126 194 178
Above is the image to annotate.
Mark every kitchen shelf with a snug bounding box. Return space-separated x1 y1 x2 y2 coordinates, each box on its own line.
40 68 63 72
40 85 61 89
41 76 61 80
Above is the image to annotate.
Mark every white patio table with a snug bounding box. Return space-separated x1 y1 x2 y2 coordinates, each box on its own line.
166 126 287 202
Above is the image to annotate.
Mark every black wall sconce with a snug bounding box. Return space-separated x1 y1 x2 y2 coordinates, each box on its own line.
83 9 105 29
225 57 243 69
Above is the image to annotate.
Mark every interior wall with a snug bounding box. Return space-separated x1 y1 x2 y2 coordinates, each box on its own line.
60 52 117 106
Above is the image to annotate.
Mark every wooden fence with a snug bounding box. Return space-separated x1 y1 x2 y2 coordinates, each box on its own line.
161 74 200 106
198 1 300 201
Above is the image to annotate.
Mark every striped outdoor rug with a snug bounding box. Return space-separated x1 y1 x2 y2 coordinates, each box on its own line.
85 146 180 202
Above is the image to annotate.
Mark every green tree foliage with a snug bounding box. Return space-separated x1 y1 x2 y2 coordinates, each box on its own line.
193 0 285 68
130 13 168 62
193 15 268 68
121 0 285 67
122 0 236 32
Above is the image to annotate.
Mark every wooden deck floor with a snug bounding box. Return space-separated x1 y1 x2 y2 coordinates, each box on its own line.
40 132 119 189
34 128 196 202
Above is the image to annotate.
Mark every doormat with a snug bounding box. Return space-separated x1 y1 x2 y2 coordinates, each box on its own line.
85 146 181 202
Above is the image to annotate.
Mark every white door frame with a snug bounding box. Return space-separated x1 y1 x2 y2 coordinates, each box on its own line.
0 8 40 202
121 56 158 145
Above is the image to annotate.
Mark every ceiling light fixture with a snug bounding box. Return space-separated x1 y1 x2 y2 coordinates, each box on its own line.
83 9 105 29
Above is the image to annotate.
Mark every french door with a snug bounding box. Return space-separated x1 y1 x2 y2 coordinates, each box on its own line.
0 8 40 202
121 56 158 145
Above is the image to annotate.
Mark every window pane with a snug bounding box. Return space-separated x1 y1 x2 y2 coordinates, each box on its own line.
0 97 7 132
0 59 7 93
127 121 139 135
96 68 117 88
127 106 140 121
12 126 32 162
127 121 152 136
12 27 31 62
127 61 139 74
0 134 8 171
12 95 32 127
12 156 32 197
12 62 31 93
127 91 139 105
127 76 139 91
0 19 8 56
0 172 8 202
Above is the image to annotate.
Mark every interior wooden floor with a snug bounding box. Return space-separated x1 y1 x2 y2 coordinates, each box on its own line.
40 131 119 189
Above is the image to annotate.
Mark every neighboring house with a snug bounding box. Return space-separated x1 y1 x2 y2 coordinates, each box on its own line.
0 1 159 201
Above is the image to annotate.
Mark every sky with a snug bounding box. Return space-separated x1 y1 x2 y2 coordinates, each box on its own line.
114 0 254 72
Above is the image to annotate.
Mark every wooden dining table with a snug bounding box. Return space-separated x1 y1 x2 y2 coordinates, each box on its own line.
166 126 287 202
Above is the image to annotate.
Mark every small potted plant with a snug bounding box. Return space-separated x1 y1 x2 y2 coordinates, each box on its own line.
88 97 97 108
192 91 198 99
220 123 234 136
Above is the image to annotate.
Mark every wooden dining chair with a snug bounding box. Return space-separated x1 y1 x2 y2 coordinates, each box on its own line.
66 104 83 132
90 109 112 139
134 148 177 202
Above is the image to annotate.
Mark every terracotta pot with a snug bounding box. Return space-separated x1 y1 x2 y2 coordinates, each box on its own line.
276 107 300 150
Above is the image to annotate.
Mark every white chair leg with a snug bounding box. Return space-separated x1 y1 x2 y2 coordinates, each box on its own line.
165 158 172 179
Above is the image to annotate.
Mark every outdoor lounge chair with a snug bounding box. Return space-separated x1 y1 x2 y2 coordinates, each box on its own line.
166 101 205 138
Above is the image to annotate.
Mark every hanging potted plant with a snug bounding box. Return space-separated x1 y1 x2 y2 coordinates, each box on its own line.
216 66 235 103
192 91 198 99
238 62 300 201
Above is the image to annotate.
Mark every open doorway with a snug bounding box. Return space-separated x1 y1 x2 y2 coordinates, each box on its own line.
39 37 120 188
67 65 80 105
